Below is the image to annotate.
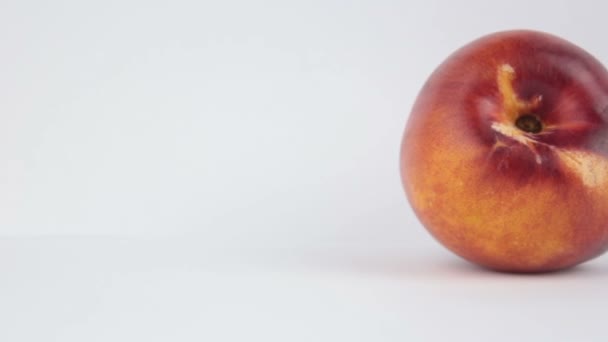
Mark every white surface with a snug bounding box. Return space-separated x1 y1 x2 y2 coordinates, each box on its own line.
1 0 608 340
1 237 607 342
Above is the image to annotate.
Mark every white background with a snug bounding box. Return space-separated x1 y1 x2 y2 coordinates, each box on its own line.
1 0 608 341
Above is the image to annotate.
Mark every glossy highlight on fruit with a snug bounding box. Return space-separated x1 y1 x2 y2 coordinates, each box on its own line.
401 30 608 272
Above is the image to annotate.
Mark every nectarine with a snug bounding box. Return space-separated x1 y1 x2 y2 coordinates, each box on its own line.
401 30 608 272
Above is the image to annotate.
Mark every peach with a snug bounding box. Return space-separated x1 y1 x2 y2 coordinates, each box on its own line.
401 30 608 272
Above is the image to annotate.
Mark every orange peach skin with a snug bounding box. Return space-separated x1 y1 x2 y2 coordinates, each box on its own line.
401 30 608 272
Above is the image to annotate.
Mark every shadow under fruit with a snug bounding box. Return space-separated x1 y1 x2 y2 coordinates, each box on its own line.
400 30 608 273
